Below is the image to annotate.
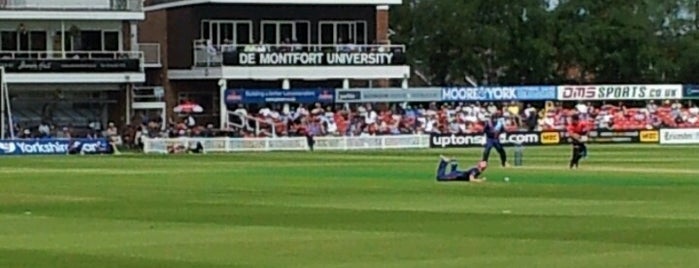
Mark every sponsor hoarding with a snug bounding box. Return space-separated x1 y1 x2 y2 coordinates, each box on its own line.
429 130 651 148
442 86 557 101
0 139 111 155
684 85 699 99
557 85 683 100
335 88 442 103
224 89 335 105
660 128 699 144
430 132 543 148
639 130 660 143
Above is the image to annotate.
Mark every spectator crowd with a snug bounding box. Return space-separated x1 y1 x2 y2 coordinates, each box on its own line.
229 100 699 138
8 100 699 150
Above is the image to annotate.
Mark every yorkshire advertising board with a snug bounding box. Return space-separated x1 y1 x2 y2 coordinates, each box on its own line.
0 139 111 155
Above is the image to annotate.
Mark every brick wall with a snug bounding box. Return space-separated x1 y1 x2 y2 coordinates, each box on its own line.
376 5 390 87
138 10 175 119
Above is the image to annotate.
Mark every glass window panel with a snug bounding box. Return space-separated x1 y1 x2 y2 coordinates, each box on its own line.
320 23 334 44
220 23 234 44
210 23 219 44
235 23 251 44
336 23 351 44
355 21 367 44
1 31 17 51
80 31 102 51
29 31 47 51
104 31 119 51
279 23 293 44
262 23 277 44
294 22 309 44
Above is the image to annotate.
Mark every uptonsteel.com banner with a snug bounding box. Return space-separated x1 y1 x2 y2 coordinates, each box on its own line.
430 130 658 148
557 84 683 100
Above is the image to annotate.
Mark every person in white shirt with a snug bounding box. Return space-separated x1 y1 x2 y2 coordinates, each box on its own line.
689 104 699 115
576 102 589 116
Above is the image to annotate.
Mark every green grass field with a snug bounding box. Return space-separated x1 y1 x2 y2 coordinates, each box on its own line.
1 145 699 267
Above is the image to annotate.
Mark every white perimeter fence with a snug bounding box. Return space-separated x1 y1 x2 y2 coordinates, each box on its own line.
142 135 431 153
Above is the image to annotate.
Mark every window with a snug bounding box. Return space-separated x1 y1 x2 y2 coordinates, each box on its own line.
236 23 251 44
80 31 102 51
262 23 276 44
201 20 253 45
29 31 47 51
295 22 310 44
318 21 368 45
320 23 334 44
55 31 72 51
0 31 47 52
260 21 311 44
103 31 119 51
1 31 17 51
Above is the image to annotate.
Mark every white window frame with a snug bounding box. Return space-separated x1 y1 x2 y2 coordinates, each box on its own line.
318 20 368 45
200 20 253 45
259 20 311 45
0 29 49 51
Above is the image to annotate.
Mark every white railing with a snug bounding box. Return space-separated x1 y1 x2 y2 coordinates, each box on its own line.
192 40 406 67
142 135 430 153
227 112 276 137
137 43 161 67
0 50 143 60
1 0 142 11
132 86 164 103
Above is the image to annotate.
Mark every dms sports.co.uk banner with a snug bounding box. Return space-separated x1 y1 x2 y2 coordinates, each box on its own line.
222 51 406 66
429 129 659 148
557 84 683 100
441 86 557 101
225 89 335 105
0 139 112 155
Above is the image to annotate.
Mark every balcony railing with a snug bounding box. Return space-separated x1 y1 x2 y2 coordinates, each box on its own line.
0 50 144 72
0 50 142 60
0 0 143 11
137 43 161 68
192 39 407 67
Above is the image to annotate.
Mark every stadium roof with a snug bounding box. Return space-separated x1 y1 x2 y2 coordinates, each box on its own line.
145 0 402 12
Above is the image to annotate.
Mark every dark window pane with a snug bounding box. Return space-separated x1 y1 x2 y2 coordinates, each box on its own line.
295 22 309 44
19 31 29 51
104 31 119 51
1 31 17 51
78 31 102 51
235 23 250 44
29 31 47 51
336 23 351 44
320 23 333 44
279 23 293 43
356 21 367 44
262 23 276 44
210 23 219 44
220 23 234 44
